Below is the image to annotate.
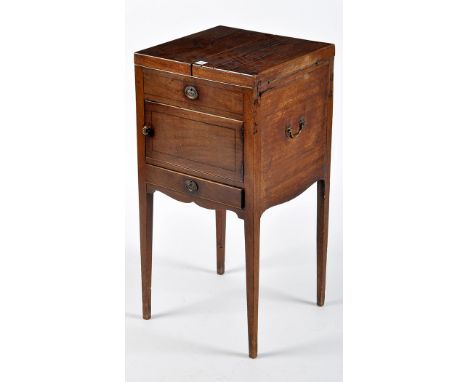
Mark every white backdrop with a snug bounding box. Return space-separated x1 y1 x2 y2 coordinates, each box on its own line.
125 1 342 381
2 2 467 382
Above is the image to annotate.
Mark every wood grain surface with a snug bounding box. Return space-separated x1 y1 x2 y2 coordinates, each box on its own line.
134 26 335 358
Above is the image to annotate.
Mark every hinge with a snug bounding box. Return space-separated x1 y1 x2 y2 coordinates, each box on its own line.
240 127 244 140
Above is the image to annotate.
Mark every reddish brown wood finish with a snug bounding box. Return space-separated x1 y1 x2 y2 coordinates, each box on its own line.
144 102 244 185
257 62 330 211
143 68 245 119
135 25 334 86
135 65 153 320
317 179 329 306
215 210 226 275
144 165 243 209
317 57 334 306
134 26 335 358
139 190 153 320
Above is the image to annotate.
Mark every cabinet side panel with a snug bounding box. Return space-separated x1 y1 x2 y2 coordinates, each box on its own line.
257 62 331 211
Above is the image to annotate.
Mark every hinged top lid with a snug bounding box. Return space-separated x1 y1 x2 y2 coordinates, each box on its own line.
134 26 334 87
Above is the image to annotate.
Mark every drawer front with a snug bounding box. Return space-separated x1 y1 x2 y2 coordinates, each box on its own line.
144 101 244 185
145 165 244 209
143 68 244 120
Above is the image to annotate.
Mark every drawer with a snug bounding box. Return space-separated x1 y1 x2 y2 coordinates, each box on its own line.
144 101 244 185
145 165 244 209
143 68 244 120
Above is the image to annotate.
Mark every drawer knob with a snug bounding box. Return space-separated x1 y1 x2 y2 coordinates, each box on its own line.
184 179 199 193
285 117 305 139
142 125 154 136
184 85 199 100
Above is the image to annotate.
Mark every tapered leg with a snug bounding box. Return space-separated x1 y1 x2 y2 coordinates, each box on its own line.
215 210 226 275
317 179 330 307
139 186 154 320
244 213 261 358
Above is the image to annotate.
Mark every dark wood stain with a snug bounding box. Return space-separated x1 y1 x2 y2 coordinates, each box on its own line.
134 26 335 358
144 101 244 184
143 67 245 119
216 209 226 275
135 25 334 87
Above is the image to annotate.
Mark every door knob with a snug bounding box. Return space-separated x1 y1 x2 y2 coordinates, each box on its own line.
142 125 154 136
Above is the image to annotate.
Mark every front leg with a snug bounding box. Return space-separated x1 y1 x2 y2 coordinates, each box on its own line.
139 185 154 319
244 212 261 358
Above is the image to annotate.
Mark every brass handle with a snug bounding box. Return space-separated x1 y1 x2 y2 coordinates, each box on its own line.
285 117 305 139
184 179 198 193
184 85 199 100
142 125 154 136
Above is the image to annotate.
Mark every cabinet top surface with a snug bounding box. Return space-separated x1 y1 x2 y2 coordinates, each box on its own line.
135 26 334 80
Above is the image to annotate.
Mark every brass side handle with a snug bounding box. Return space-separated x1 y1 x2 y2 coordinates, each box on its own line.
142 125 154 136
285 117 305 139
184 85 199 100
184 179 198 193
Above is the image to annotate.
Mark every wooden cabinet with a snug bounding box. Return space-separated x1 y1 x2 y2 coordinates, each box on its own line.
134 25 335 358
